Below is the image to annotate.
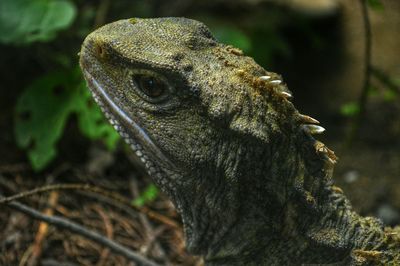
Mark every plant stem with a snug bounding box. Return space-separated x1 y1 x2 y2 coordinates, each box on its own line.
347 0 372 145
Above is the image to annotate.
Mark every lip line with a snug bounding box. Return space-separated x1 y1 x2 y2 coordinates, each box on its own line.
83 69 175 169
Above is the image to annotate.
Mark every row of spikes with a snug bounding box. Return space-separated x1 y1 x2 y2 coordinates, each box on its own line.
256 74 337 165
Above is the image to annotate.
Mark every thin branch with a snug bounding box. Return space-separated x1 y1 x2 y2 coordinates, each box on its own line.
370 66 400 94
94 0 111 28
5 200 161 266
358 0 372 121
347 0 372 144
0 184 90 204
0 183 179 228
28 191 59 266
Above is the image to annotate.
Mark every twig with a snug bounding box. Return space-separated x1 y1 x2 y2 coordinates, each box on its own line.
0 184 91 204
370 66 400 94
347 0 372 145
93 205 113 266
27 191 59 266
358 0 372 120
0 183 179 228
130 176 166 259
5 201 161 266
94 0 111 28
0 163 30 173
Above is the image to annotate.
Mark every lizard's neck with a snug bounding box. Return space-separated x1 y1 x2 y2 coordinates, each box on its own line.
198 134 387 265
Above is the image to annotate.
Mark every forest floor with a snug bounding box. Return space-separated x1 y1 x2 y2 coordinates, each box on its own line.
0 146 203 266
0 89 202 266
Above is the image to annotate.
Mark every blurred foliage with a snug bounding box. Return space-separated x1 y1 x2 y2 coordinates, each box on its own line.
341 82 399 117
6 0 304 171
4 0 122 171
0 0 76 44
340 102 360 117
383 90 397 101
205 18 291 68
212 26 252 52
4 0 393 171
132 184 159 207
367 0 384 11
15 67 119 171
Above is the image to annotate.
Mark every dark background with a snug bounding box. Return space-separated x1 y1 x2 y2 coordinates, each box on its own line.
0 0 399 265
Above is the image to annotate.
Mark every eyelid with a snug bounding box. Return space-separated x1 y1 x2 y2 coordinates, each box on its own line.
128 69 171 89
128 69 173 103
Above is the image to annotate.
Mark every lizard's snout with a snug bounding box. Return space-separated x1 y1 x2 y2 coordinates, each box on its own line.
81 34 109 62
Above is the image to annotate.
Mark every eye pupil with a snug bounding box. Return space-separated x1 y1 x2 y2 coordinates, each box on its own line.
135 75 166 98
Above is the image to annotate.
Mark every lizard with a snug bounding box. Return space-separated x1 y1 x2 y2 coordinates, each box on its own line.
79 17 400 265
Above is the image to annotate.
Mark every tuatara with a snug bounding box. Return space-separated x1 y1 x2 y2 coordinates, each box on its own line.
79 17 400 265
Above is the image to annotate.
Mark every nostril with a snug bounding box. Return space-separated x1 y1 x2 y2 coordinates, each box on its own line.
94 43 106 58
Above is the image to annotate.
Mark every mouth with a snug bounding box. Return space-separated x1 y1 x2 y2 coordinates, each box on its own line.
82 69 175 170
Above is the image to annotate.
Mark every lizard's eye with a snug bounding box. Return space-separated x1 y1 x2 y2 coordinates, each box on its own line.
132 74 170 103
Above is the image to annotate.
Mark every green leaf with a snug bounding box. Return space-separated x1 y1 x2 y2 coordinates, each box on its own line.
0 0 76 44
15 72 79 170
248 27 290 67
212 26 252 52
15 67 120 171
340 102 360 117
75 82 120 151
132 184 159 207
367 0 384 11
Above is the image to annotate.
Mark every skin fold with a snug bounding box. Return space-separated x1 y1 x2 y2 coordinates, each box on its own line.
79 17 400 265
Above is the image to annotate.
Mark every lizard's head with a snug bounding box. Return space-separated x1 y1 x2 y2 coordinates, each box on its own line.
80 17 336 255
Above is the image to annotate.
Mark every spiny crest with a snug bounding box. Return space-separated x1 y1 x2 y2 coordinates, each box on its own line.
240 67 338 169
227 60 337 169
203 45 299 142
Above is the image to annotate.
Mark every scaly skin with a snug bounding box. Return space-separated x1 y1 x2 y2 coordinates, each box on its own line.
79 18 400 265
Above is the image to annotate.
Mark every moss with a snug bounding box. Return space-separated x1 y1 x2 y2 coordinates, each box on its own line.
129 18 137 25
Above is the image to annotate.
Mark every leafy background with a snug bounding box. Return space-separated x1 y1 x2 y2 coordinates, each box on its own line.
2 0 396 171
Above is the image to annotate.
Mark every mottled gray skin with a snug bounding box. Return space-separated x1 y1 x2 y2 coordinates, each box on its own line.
79 18 400 265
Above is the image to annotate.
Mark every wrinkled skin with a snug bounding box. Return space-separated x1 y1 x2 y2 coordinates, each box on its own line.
80 18 400 265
